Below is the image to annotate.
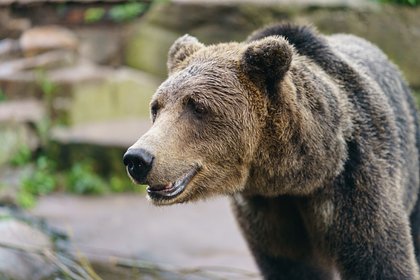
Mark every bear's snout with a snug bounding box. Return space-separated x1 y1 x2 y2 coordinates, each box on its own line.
123 148 154 184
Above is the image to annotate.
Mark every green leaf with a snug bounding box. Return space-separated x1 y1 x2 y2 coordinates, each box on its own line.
10 145 32 166
85 7 106 23
17 191 36 209
109 2 146 22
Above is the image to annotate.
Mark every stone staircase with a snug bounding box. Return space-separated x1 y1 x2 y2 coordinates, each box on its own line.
1 0 419 172
0 24 159 175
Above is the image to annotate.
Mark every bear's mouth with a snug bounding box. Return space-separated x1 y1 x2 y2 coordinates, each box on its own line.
146 166 200 201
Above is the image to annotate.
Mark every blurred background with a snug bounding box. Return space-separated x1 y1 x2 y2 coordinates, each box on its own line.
0 0 419 279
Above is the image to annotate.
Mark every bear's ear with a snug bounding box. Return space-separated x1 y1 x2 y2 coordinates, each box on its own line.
167 34 204 75
241 36 293 97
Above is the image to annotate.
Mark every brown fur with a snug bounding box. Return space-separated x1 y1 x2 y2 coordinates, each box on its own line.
125 24 420 280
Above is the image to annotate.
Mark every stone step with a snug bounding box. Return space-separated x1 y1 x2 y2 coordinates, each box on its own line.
51 118 150 148
49 118 151 173
0 99 44 166
0 99 44 124
0 61 160 126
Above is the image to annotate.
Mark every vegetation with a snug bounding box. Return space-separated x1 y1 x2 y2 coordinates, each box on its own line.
83 1 152 24
109 2 148 22
377 0 419 5
9 146 139 209
0 89 5 102
84 7 106 23
3 72 140 209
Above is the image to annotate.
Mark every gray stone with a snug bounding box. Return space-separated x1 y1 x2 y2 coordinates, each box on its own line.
0 167 32 206
0 39 20 61
0 8 31 39
0 62 160 125
0 99 44 124
125 22 180 77
125 2 420 87
299 6 420 88
0 50 76 76
51 65 160 125
0 219 56 280
51 118 151 148
49 118 151 175
0 99 43 167
19 25 79 57
0 122 39 167
76 26 124 66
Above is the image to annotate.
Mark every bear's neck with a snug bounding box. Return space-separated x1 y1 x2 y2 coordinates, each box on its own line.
244 60 352 197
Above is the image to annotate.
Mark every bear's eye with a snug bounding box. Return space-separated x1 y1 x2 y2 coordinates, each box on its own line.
151 101 160 122
187 98 207 118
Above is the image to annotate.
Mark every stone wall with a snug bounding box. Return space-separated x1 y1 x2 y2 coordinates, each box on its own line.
1 0 419 173
125 1 420 88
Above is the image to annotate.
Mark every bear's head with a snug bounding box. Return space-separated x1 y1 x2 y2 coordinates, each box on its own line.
123 34 294 205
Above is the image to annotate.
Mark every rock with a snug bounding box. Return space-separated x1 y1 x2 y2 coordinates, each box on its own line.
125 22 180 77
0 61 160 124
125 2 420 87
0 121 40 167
0 217 56 280
0 71 40 100
49 118 151 174
0 8 31 39
0 50 76 76
0 99 43 167
50 65 160 125
301 5 420 88
19 25 79 57
76 27 124 66
51 118 151 148
124 2 267 78
0 99 44 124
0 167 31 206
0 39 20 61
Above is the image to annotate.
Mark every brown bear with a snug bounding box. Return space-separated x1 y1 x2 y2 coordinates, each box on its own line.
123 23 420 280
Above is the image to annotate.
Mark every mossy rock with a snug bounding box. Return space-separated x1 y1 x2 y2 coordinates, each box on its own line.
302 5 420 87
124 23 180 78
125 2 420 87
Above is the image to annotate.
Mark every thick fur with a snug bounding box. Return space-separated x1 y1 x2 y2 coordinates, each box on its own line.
127 23 420 279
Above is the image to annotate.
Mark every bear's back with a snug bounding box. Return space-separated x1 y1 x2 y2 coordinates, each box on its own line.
328 34 420 211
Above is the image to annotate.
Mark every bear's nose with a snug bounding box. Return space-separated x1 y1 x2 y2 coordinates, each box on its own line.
123 148 154 184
